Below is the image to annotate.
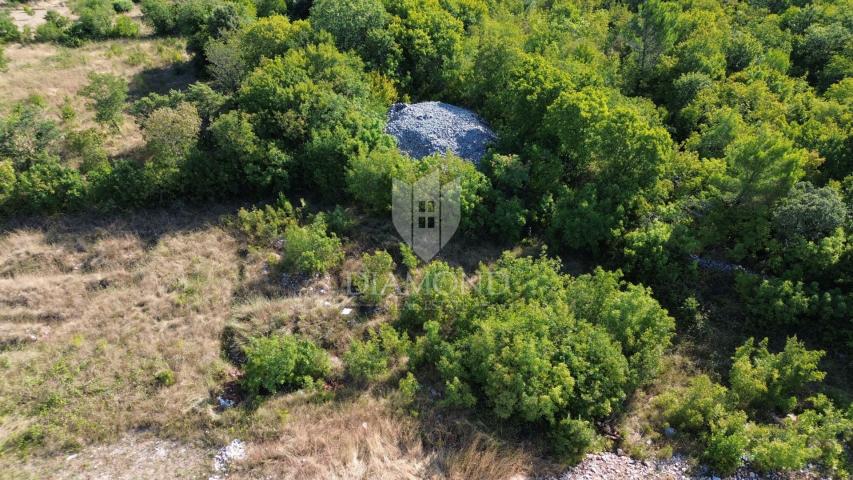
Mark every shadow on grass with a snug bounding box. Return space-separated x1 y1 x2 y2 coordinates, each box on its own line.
128 60 199 100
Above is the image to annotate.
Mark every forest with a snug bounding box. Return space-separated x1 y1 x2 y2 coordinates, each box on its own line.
0 0 850 478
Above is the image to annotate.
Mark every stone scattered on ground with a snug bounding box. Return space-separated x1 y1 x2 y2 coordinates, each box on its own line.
554 452 826 480
210 439 247 480
7 432 210 479
385 101 497 164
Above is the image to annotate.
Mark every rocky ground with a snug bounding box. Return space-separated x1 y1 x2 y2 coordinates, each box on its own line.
555 452 827 480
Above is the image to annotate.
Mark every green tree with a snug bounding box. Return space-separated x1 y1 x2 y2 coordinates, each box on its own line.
80 73 128 130
626 0 679 89
142 102 202 165
545 87 673 250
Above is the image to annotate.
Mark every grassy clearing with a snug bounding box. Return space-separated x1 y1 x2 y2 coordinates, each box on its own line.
0 205 551 479
0 36 191 157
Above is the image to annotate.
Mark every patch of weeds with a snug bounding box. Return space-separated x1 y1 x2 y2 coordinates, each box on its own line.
169 259 211 309
46 48 86 69
125 47 149 67
154 38 185 64
106 43 124 59
154 368 176 387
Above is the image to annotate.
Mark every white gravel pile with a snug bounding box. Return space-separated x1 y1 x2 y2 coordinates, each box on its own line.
385 102 496 164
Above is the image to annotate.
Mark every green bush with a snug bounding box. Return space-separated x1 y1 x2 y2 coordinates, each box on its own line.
112 0 133 13
280 217 344 275
344 325 412 383
400 261 469 331
344 337 387 383
233 195 296 246
703 411 749 476
0 100 61 170
657 375 734 434
65 128 108 173
396 372 420 406
87 159 153 209
354 250 396 305
346 147 414 214
141 0 176 34
468 303 629 421
0 160 15 209
36 11 71 43
729 337 825 413
73 0 116 39
550 417 597 463
208 110 291 194
112 16 140 38
153 368 176 387
15 157 86 213
399 242 418 272
656 338 848 476
566 268 676 387
0 12 20 43
773 182 848 242
242 334 330 397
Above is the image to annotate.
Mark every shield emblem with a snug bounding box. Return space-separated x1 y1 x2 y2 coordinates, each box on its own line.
392 170 461 261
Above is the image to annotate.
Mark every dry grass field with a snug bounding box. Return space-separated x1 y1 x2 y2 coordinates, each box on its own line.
0 35 191 158
0 205 549 479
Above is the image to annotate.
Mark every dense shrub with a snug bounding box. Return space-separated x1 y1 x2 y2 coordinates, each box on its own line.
401 261 469 331
241 334 330 396
238 15 318 70
354 250 396 305
346 147 414 214
566 268 676 387
0 160 15 209
73 0 117 39
238 42 391 197
112 0 133 13
36 11 72 43
404 253 676 460
0 12 20 43
208 110 291 194
141 0 176 34
87 159 154 209
14 157 86 213
344 324 410 383
279 217 344 275
0 100 61 170
657 338 847 476
112 16 140 38
309 0 396 74
773 182 848 242
729 337 826 414
232 194 296 246
64 128 108 173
